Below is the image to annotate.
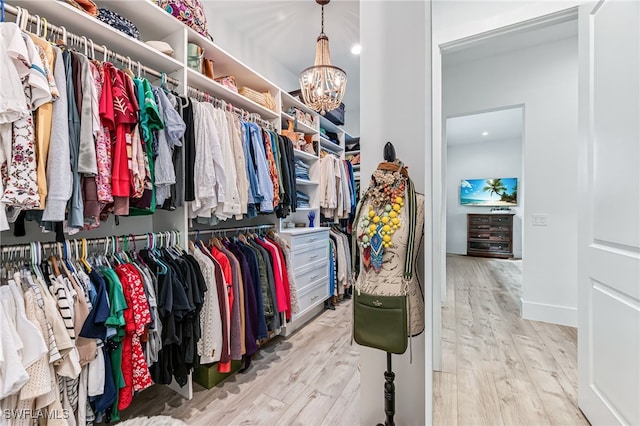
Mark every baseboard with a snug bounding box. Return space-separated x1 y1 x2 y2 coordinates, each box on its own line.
521 298 577 327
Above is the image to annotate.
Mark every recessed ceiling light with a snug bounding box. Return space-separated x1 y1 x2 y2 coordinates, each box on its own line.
482 131 489 136
351 44 361 55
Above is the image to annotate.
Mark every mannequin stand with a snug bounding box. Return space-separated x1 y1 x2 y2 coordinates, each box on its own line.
377 352 396 426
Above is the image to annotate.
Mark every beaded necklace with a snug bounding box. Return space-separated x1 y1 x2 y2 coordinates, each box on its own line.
358 165 407 272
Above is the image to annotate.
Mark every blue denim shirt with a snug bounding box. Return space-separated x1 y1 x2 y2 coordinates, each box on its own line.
247 122 274 213
242 122 260 217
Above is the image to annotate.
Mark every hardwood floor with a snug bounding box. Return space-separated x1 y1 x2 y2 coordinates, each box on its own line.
122 254 587 425
434 255 590 426
121 302 359 425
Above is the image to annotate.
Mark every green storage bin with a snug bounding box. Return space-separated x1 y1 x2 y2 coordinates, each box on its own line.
193 360 243 389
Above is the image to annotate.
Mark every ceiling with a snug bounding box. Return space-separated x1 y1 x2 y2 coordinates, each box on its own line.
205 2 576 139
208 1 360 114
446 107 523 146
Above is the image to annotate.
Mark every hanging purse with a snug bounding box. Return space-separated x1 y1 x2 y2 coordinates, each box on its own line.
353 291 408 354
352 174 417 355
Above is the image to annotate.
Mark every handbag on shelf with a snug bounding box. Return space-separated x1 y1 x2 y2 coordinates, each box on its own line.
202 58 215 79
214 76 238 93
187 43 204 73
155 0 209 37
65 0 98 16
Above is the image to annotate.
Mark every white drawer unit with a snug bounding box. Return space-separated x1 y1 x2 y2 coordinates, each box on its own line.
297 279 330 315
280 228 330 335
290 241 328 272
296 264 329 293
290 232 325 247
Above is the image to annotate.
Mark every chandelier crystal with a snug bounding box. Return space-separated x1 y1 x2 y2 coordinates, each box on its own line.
299 0 347 115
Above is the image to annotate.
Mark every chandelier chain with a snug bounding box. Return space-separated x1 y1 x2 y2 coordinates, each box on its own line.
321 4 324 34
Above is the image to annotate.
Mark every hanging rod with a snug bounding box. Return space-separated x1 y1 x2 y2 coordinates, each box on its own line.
189 224 275 238
3 4 180 87
320 147 340 158
0 231 181 255
186 86 276 131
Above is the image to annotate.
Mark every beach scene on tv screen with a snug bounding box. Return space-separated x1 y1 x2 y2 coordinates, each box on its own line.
460 178 518 206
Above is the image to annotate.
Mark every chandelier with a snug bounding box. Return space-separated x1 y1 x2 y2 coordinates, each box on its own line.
299 0 347 115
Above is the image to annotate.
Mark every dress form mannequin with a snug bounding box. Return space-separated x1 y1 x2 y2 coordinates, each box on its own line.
354 157 425 335
353 144 425 426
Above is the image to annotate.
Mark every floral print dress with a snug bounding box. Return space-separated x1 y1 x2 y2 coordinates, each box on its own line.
1 26 52 220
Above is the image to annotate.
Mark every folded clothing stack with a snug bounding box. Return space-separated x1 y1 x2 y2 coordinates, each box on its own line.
297 190 311 209
295 159 310 181
97 8 141 40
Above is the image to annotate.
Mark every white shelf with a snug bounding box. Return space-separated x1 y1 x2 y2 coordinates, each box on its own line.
281 113 318 135
281 91 317 117
293 149 318 162
280 227 328 236
319 137 344 153
344 133 358 143
96 0 186 39
187 69 278 119
319 115 344 135
294 207 315 212
296 178 319 186
345 150 360 156
20 0 184 74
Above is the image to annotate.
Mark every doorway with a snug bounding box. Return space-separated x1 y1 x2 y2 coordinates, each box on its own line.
431 9 584 425
444 106 524 263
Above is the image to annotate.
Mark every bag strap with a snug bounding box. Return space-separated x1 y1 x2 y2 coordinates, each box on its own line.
404 176 417 281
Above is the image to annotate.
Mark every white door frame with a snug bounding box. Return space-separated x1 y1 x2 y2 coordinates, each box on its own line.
431 7 578 372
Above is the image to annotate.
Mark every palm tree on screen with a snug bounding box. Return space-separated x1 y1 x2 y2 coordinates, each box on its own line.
483 179 507 197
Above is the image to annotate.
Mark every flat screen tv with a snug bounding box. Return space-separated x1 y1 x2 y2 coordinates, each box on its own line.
460 178 518 206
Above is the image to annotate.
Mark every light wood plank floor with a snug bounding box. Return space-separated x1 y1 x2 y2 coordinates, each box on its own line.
121 302 359 425
434 255 590 426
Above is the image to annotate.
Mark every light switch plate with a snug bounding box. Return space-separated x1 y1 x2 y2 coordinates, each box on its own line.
533 214 548 226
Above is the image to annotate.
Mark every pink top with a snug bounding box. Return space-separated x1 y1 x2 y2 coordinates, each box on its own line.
256 238 287 314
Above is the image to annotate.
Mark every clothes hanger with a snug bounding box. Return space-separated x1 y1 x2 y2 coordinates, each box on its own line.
30 15 40 37
80 239 92 273
49 243 61 278
1 0 5 23
120 235 133 264
41 17 49 42
124 56 135 79
102 44 109 63
88 39 95 60
55 26 68 48
150 233 168 274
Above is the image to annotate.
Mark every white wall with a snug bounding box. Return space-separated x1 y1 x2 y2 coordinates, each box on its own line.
360 1 430 424
443 35 579 327
205 12 299 92
446 137 523 257
432 1 585 309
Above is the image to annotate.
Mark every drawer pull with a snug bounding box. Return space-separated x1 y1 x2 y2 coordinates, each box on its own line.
310 295 320 301
309 254 319 259
310 275 319 280
309 237 317 242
